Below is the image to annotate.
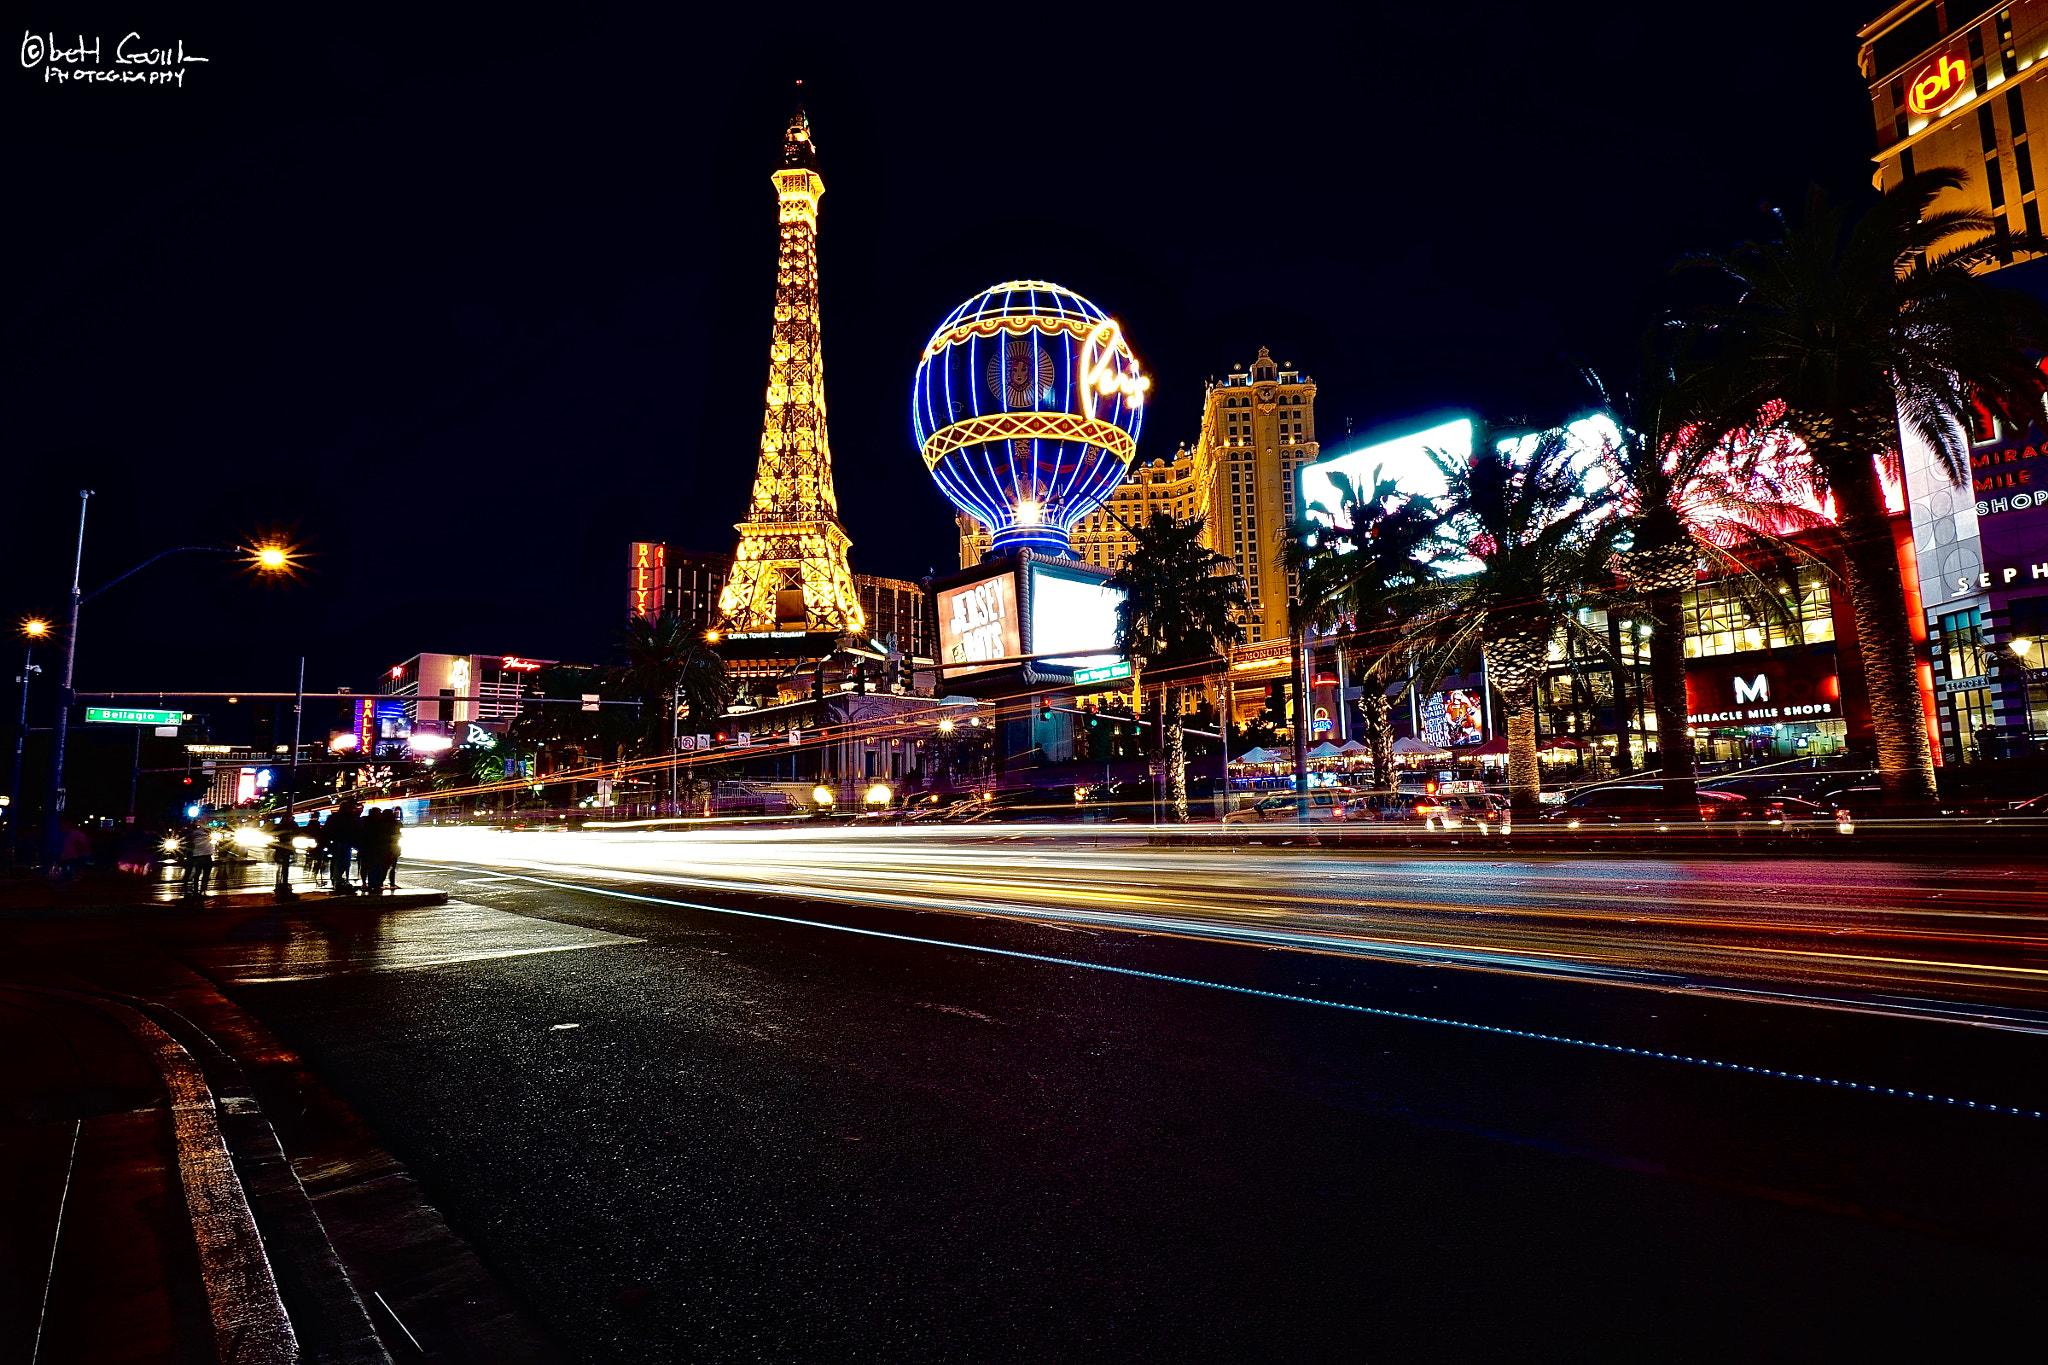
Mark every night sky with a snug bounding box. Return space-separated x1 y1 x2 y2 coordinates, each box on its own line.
7 0 1881 705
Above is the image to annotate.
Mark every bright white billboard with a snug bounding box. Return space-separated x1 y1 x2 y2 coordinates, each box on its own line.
1028 564 1124 670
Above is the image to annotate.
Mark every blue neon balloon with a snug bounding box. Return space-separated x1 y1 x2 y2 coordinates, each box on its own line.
912 281 1148 558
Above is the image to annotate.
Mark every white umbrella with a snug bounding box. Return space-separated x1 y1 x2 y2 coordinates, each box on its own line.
1337 739 1369 754
1307 741 1345 759
1235 746 1282 765
1391 736 1449 755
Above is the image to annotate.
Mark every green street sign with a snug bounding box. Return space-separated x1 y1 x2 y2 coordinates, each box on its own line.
84 706 184 726
1072 661 1132 686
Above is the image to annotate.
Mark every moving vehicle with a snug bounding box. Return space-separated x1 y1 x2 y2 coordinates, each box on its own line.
1539 784 1713 829
1331 790 1450 825
1224 789 1355 831
1431 791 1512 833
707 781 796 816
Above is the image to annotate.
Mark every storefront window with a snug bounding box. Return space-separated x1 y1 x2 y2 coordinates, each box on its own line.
1939 608 1987 681
1951 687 1996 763
1682 566 1835 659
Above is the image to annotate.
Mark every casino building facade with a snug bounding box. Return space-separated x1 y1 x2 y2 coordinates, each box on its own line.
1860 1 2048 760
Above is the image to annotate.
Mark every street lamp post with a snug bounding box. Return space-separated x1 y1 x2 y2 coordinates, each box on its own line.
37 508 295 864
42 491 93 867
5 620 49 870
287 655 304 812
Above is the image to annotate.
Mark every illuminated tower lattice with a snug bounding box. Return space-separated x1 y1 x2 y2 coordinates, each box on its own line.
717 105 865 635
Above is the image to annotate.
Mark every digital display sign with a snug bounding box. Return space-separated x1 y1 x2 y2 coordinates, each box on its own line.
1441 689 1484 745
937 572 1019 675
1028 562 1125 671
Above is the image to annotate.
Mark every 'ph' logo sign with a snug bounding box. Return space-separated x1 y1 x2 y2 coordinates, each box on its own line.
1906 51 1968 117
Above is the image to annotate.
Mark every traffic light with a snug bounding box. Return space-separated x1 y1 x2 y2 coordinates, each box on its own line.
1040 700 1054 722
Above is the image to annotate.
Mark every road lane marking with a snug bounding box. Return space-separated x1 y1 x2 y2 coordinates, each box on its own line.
423 866 2046 1123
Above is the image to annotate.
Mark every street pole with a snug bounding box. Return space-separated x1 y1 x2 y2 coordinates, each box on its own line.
5 639 41 869
127 726 141 821
1218 661 1234 820
287 656 304 813
1291 619 1311 823
44 490 92 867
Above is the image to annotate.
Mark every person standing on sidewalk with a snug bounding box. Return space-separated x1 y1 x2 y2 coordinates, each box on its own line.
357 808 395 898
304 811 327 881
379 808 403 892
270 812 300 899
326 799 361 895
182 820 214 898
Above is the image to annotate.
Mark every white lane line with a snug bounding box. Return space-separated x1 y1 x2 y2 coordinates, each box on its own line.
430 866 2047 1123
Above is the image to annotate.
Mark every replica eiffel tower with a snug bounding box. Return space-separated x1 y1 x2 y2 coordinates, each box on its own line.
716 104 866 636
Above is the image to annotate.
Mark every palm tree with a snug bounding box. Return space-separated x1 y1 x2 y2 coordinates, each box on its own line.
1587 349 1834 805
1288 467 1446 790
1109 512 1247 822
1421 427 1620 814
1684 170 2048 802
616 611 729 811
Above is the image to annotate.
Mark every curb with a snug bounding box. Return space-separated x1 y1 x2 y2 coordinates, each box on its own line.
9 984 307 1365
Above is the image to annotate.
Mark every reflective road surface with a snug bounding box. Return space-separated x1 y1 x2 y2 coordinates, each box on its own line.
185 829 2048 1361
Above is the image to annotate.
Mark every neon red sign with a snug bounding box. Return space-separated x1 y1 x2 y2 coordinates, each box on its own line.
1906 50 1968 117
501 656 543 671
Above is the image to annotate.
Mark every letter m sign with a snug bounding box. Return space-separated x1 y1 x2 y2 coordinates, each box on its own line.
1734 674 1770 705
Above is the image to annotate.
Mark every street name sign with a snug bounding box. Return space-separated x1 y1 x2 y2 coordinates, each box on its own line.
1073 661 1132 686
84 706 183 726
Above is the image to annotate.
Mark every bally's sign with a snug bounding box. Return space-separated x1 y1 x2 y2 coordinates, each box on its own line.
1686 664 1840 725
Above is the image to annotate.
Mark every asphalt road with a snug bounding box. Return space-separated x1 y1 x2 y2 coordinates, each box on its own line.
192 837 2048 1362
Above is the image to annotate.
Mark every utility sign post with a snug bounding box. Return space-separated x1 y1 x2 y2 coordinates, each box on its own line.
84 706 184 726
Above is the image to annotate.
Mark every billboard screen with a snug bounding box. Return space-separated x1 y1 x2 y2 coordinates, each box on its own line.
1442 688 1484 745
937 572 1020 675
1028 562 1125 670
1300 417 1473 531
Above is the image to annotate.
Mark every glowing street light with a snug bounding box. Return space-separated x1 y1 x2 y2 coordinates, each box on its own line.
5 619 50 869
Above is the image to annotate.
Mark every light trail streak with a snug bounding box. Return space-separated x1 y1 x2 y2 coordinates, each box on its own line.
418 865 2048 1123
402 826 2048 1031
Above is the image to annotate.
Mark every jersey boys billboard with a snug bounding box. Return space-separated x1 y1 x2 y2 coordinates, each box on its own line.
937 573 1019 676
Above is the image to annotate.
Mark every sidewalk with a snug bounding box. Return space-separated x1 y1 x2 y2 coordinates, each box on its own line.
0 871 564 1364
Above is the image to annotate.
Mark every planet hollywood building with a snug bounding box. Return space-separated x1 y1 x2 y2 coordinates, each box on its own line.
1859 1 2048 761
